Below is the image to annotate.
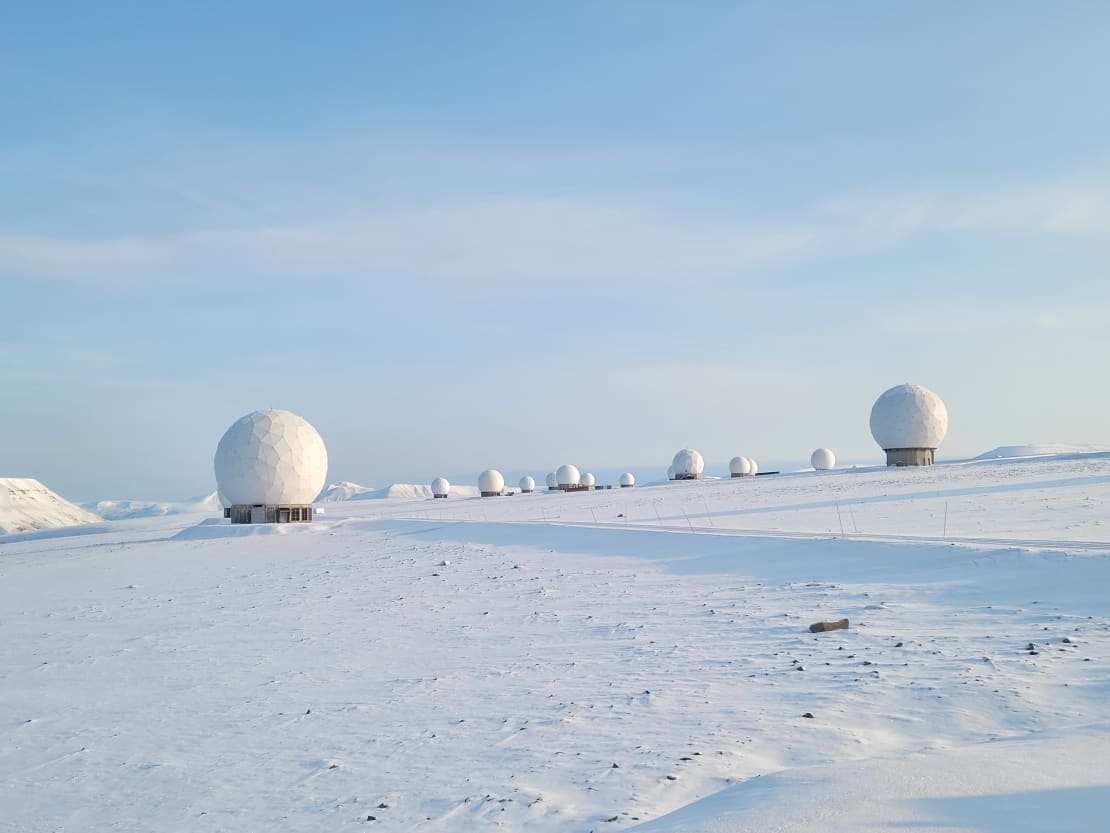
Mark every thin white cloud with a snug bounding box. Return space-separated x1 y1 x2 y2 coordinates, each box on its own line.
3 176 1109 287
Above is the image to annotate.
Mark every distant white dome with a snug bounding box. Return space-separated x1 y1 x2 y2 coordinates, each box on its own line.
811 448 836 470
556 464 581 487
581 472 596 487
729 456 751 476
519 475 536 491
870 383 948 450
672 448 705 478
748 458 759 476
214 409 328 506
478 469 504 494
667 465 676 480
546 472 558 488
619 472 635 487
431 477 450 496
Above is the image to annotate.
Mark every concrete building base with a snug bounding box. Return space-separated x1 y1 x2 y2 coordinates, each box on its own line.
884 448 935 467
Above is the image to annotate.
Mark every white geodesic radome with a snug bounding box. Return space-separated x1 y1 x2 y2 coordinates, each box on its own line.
432 477 450 497
729 456 751 476
556 464 581 487
478 469 504 495
672 448 705 478
811 448 836 470
870 383 948 450
546 472 558 489
748 458 759 475
619 472 635 487
581 472 596 487
519 475 536 491
214 409 328 506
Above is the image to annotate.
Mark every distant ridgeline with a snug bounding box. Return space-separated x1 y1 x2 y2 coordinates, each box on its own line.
0 478 101 536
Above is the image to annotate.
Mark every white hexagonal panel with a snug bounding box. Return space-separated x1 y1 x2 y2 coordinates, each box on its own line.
214 410 328 505
870 384 949 450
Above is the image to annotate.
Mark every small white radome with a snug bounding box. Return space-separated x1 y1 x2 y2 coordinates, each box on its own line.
519 475 536 491
729 456 751 476
672 448 705 478
556 464 581 487
431 477 450 497
811 448 836 470
477 470 504 495
581 472 596 487
619 472 635 487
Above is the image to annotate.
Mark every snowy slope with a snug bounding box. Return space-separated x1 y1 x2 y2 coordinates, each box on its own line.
2 452 1109 832
0 477 101 535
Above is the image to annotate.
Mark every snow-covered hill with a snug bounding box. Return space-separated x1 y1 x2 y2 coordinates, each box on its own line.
3 452 1110 832
0 477 101 535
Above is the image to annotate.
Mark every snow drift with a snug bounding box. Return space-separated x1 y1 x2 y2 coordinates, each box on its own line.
318 481 481 501
86 492 221 521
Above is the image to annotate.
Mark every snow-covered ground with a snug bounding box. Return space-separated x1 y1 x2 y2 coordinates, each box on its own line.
2 452 1109 832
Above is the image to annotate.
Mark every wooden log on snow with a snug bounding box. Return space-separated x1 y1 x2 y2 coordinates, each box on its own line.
809 618 850 633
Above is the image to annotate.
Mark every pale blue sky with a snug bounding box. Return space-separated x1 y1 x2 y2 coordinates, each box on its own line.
3 2 1109 500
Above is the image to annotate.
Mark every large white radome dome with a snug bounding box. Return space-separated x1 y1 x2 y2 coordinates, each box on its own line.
519 475 536 491
432 477 450 497
214 409 328 506
556 464 581 487
581 472 596 487
870 384 948 450
619 472 635 487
